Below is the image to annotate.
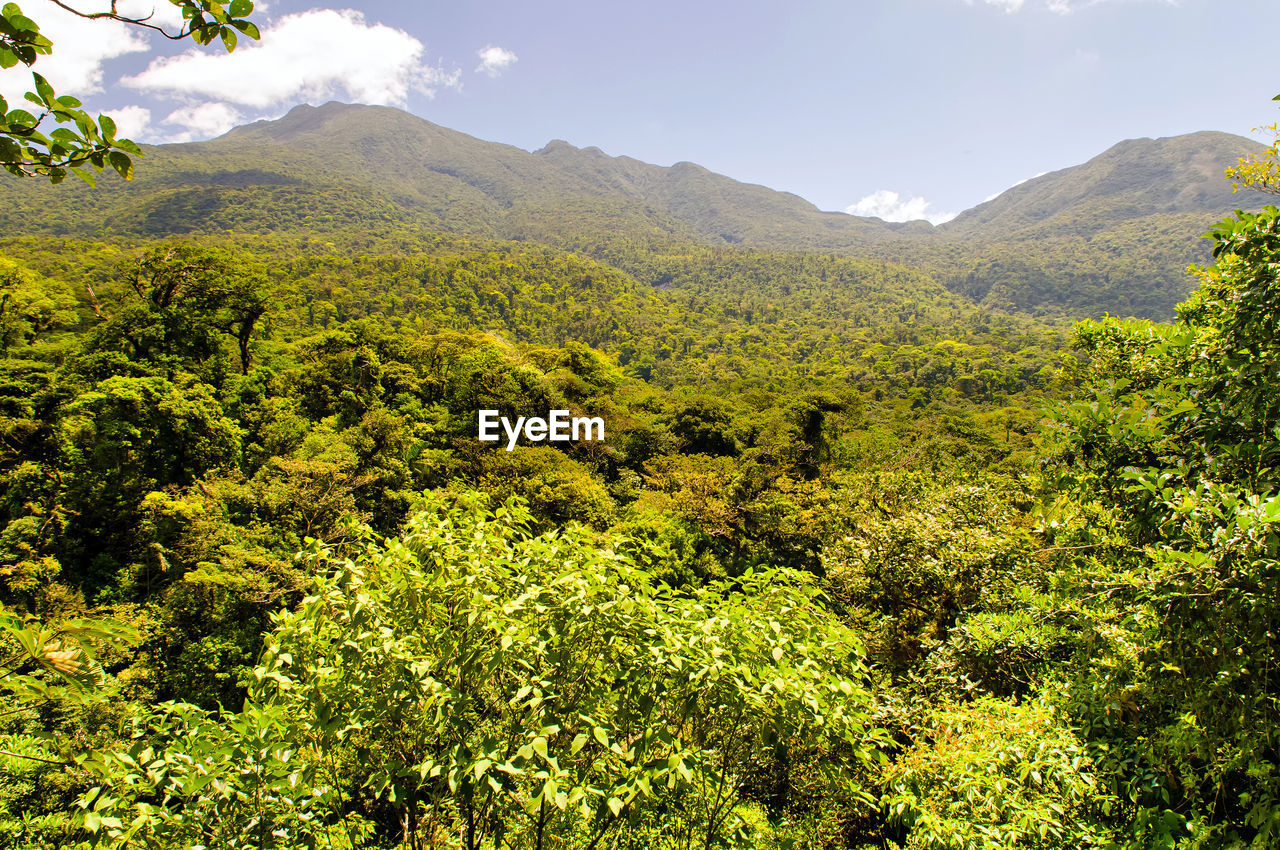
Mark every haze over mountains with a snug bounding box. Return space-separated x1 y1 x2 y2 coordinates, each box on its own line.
0 102 1265 319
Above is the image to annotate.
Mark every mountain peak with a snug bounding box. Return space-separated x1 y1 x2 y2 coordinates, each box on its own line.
222 101 439 145
941 130 1263 239
534 139 579 156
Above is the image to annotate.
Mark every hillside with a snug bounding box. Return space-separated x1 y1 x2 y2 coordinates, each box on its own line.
0 102 905 249
873 131 1269 318
0 102 1267 318
940 131 1256 240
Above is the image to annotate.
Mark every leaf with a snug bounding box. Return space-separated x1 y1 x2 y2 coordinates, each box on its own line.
219 26 237 52
607 796 623 817
32 72 53 103
98 114 116 141
6 108 37 128
108 151 133 181
229 0 252 17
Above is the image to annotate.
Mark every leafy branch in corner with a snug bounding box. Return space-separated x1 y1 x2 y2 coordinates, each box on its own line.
0 0 259 183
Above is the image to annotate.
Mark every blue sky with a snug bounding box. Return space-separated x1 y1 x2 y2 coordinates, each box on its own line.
3 0 1277 222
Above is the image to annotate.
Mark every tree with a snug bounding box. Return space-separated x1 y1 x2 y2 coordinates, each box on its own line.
78 491 879 849
1226 93 1280 195
1043 205 1280 845
0 0 260 183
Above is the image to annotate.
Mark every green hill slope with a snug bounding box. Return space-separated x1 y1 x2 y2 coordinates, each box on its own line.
0 102 903 249
0 103 1268 319
941 131 1257 240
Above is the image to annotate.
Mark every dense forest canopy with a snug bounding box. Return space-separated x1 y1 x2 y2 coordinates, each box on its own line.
2 79 1280 848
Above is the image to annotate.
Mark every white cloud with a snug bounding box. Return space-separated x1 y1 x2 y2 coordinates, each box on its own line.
161 102 242 142
113 0 189 32
476 45 518 78
103 104 152 140
845 190 957 225
123 8 459 109
0 2 148 104
985 0 1026 11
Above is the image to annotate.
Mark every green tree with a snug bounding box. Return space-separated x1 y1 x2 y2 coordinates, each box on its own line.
1043 206 1280 845
80 491 880 849
1226 94 1280 195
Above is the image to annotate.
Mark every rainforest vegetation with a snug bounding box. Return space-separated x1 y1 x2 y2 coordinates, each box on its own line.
3 9 1280 840
2 195 1279 847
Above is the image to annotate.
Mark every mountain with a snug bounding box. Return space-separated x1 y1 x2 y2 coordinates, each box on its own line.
940 131 1258 240
0 102 1267 319
0 102 907 249
884 131 1270 318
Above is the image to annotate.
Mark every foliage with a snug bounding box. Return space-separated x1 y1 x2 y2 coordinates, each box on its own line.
1040 205 1280 846
79 492 879 849
884 696 1116 849
0 1 259 182
823 472 1042 683
1226 95 1280 195
2 95 1275 847
1 609 138 706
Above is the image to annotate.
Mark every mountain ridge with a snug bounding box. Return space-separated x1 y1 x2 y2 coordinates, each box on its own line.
0 101 1268 318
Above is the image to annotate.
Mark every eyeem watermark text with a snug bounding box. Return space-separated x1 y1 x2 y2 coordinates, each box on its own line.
478 410 605 451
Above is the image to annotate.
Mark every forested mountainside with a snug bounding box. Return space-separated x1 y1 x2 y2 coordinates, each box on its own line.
941 132 1253 238
0 102 906 248
889 131 1266 317
0 102 1265 319
6 90 1280 849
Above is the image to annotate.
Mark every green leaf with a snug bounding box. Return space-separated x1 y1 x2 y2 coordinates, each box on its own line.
108 150 133 181
98 114 116 141
607 797 623 817
231 20 260 39
229 0 252 17
6 108 37 127
219 26 237 51
32 72 53 103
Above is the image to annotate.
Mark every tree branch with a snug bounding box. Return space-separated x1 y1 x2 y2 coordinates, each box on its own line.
43 0 194 40
0 748 68 765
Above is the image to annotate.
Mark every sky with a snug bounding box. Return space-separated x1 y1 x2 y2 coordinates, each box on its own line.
2 0 1278 224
